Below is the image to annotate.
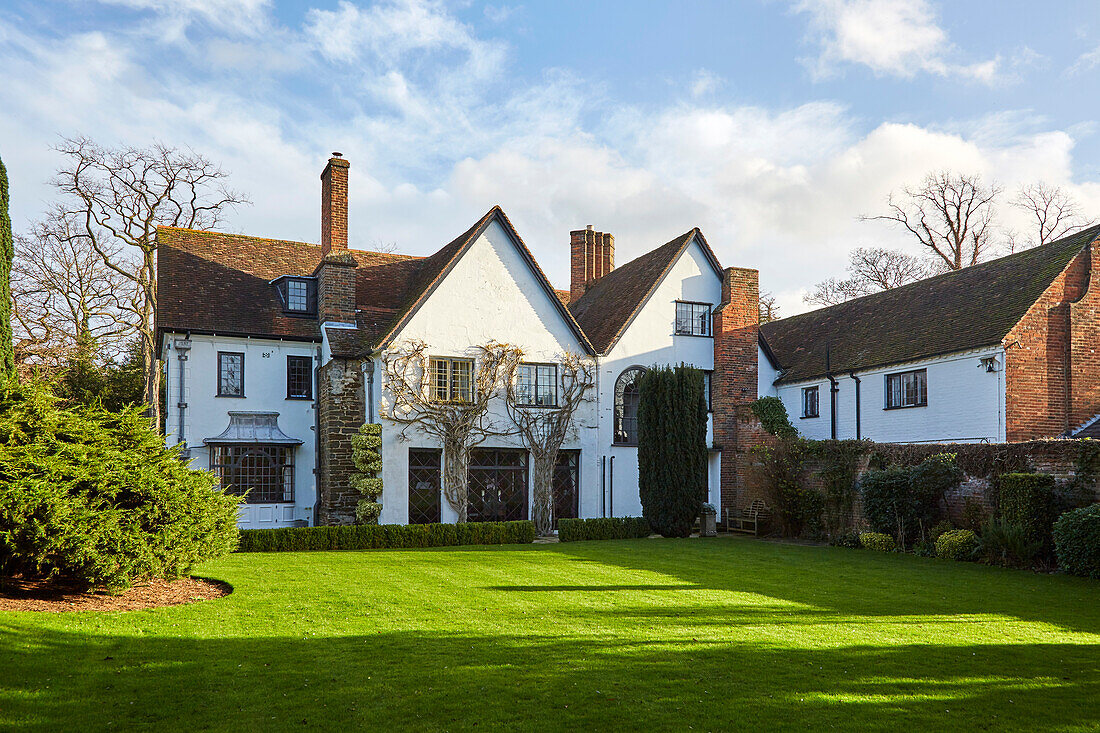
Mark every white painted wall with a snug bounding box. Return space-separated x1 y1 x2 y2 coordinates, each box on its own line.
162 333 319 528
766 347 1007 444
376 219 598 524
595 236 723 518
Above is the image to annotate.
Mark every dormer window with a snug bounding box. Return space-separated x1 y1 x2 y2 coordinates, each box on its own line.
272 276 317 316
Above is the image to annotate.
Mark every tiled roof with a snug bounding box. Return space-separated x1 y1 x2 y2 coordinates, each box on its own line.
761 225 1100 385
569 229 723 354
157 206 594 355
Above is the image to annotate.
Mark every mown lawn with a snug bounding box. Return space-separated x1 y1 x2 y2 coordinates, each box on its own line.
2 536 1100 731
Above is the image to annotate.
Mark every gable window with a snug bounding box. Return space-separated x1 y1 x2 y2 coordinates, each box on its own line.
218 352 244 397
273 276 317 315
287 355 312 399
802 386 819 418
430 357 473 403
675 301 712 337
614 366 646 445
516 363 558 406
886 369 927 409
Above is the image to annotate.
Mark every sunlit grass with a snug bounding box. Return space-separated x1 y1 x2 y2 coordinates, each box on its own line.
2 536 1099 731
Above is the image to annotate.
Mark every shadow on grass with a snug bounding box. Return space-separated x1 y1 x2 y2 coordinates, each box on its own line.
545 537 1100 634
1 624 1099 731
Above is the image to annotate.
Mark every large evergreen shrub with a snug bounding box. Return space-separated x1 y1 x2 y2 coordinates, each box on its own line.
1053 504 1100 579
859 454 958 548
0 381 240 591
637 365 708 537
998 472 1055 552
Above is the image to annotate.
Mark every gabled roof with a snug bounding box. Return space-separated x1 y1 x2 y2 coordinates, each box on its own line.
761 225 1100 385
157 206 595 355
569 228 724 354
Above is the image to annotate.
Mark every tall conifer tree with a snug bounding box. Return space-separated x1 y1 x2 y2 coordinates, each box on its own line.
638 365 709 537
0 155 14 382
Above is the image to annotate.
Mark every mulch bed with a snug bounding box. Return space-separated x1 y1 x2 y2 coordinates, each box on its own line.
0 576 231 613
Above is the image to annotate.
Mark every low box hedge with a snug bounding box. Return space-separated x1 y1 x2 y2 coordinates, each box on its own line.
237 520 536 552
859 531 896 552
935 529 979 561
558 517 652 542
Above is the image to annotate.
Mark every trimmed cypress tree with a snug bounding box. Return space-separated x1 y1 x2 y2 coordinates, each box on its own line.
0 154 14 383
351 423 384 524
637 365 709 537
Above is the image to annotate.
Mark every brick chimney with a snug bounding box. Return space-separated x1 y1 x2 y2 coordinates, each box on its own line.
321 152 349 257
712 266 760 514
569 225 615 303
316 153 357 325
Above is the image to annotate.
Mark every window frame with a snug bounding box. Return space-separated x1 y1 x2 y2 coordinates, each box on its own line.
613 366 647 446
217 351 245 398
286 355 313 400
209 444 295 504
801 385 820 419
515 362 560 407
884 368 928 410
702 370 713 412
674 300 713 337
429 356 475 403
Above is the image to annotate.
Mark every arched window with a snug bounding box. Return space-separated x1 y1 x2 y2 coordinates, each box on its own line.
614 367 647 445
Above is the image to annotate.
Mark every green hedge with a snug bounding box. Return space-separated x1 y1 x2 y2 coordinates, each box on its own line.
936 529 979 561
1053 504 1100 579
859 532 896 552
998 472 1055 550
237 521 536 552
557 517 652 542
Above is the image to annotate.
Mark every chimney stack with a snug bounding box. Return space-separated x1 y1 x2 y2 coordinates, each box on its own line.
321 152 350 257
570 225 615 303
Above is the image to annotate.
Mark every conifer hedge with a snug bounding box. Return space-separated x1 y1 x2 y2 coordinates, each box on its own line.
637 365 709 537
0 154 14 382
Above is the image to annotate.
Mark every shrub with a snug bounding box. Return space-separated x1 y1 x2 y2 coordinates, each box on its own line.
859 532 896 552
754 438 823 538
1053 505 1100 579
935 529 979 561
557 517 652 542
910 452 961 516
751 396 797 439
929 519 954 542
829 531 861 549
998 472 1055 552
0 381 240 591
980 519 1042 569
351 424 384 524
860 454 959 549
237 520 536 552
638 366 708 537
913 540 937 558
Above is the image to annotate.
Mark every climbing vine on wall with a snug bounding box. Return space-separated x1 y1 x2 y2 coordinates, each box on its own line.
750 396 797 439
352 423 384 524
810 439 870 537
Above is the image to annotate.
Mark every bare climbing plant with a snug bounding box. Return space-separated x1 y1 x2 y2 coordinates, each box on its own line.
505 352 595 536
380 339 522 522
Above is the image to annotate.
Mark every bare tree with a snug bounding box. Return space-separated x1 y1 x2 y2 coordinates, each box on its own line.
505 352 595 535
51 137 247 426
863 171 1001 271
805 247 932 307
759 291 781 324
1008 182 1095 251
11 217 136 371
381 340 522 522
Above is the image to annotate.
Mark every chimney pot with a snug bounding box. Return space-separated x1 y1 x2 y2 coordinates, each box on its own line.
586 224 594 231
569 226 615 304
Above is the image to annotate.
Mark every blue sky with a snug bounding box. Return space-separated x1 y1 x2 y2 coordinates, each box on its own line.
2 0 1100 315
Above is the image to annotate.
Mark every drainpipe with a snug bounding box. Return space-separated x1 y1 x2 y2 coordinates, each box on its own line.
174 338 192 457
609 455 615 518
362 358 375 423
849 372 861 440
825 343 838 440
312 346 323 527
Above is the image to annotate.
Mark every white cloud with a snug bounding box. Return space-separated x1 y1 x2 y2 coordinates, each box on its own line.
94 0 272 40
1068 43 1100 76
794 0 1002 83
1 2 1097 326
689 69 724 98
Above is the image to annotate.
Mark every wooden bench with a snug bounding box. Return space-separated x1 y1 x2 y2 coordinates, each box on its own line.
724 500 771 536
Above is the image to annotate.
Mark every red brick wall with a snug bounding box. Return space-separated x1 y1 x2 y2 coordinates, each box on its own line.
569 228 614 303
1005 243 1097 440
321 155 349 257
1070 241 1100 429
316 254 358 325
712 266 760 511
